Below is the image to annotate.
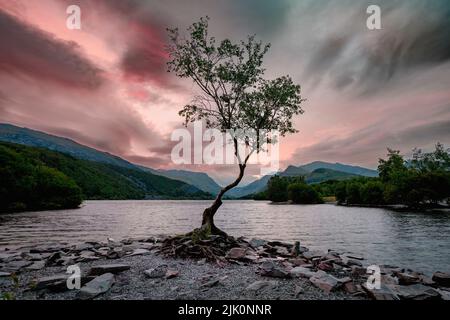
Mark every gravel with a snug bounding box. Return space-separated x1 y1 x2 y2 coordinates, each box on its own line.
0 251 361 300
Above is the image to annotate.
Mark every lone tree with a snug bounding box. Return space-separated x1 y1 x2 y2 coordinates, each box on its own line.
167 17 305 236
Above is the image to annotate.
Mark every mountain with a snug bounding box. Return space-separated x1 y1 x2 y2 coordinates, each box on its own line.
280 165 309 177
157 170 222 195
0 124 378 199
228 162 377 198
0 123 222 195
297 161 378 177
139 167 222 195
226 175 272 198
0 141 212 201
0 123 137 169
0 142 82 212
303 168 358 184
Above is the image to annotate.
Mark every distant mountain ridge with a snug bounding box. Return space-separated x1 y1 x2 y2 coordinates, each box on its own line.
296 161 378 177
228 162 378 198
0 141 212 200
0 123 221 195
0 123 137 169
0 123 379 199
138 167 222 195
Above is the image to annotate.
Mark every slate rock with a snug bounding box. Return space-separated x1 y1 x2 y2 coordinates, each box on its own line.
144 265 168 278
396 272 421 285
129 248 150 256
33 275 68 290
226 247 247 260
89 264 130 276
77 273 115 300
290 266 317 279
362 283 400 300
259 261 291 278
249 238 267 248
165 270 179 279
432 272 450 288
246 280 277 292
303 250 325 260
25 261 46 271
309 271 340 293
3 260 33 272
389 284 441 300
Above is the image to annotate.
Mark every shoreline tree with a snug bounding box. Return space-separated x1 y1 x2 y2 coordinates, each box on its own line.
167 17 305 236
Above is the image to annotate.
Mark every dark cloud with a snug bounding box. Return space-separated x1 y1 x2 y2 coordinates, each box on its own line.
120 28 168 84
288 118 450 168
302 0 450 95
227 0 293 35
100 0 170 85
0 9 103 90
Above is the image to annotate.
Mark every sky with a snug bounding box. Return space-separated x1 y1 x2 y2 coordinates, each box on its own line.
0 0 449 185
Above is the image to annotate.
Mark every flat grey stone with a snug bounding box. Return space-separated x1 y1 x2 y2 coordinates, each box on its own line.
3 260 33 272
389 284 441 300
259 261 291 278
25 260 46 271
432 271 450 287
246 280 277 292
77 273 115 300
89 264 130 276
362 283 400 300
290 266 317 279
33 275 68 290
249 238 267 248
129 248 150 256
226 247 247 260
144 265 167 278
309 271 340 293
303 250 325 260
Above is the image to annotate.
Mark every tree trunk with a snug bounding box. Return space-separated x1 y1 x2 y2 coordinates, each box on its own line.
201 164 246 236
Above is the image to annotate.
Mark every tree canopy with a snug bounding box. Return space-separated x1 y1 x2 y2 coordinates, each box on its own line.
167 17 305 234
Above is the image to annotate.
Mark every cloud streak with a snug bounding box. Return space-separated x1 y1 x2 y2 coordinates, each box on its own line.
0 10 103 90
0 0 449 183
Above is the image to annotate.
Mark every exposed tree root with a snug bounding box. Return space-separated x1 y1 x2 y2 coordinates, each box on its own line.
160 228 245 263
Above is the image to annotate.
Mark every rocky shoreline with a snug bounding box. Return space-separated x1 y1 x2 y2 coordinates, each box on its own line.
1 235 449 300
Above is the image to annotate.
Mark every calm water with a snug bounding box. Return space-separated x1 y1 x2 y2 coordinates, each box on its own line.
0 200 449 275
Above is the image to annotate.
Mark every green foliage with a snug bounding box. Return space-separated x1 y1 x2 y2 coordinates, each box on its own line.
252 190 268 200
0 144 82 213
360 180 385 205
0 142 213 213
335 144 450 208
267 176 304 202
266 176 323 204
378 148 408 182
335 182 347 204
168 17 304 158
288 183 323 204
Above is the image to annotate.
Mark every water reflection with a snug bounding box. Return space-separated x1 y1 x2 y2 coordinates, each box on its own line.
0 200 449 274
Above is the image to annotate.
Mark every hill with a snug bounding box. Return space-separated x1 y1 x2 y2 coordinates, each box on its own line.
297 161 378 177
0 142 212 207
230 163 375 198
226 175 272 198
139 167 222 195
0 123 222 195
0 123 137 169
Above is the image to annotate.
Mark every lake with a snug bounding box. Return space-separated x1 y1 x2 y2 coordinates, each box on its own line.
0 200 449 275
